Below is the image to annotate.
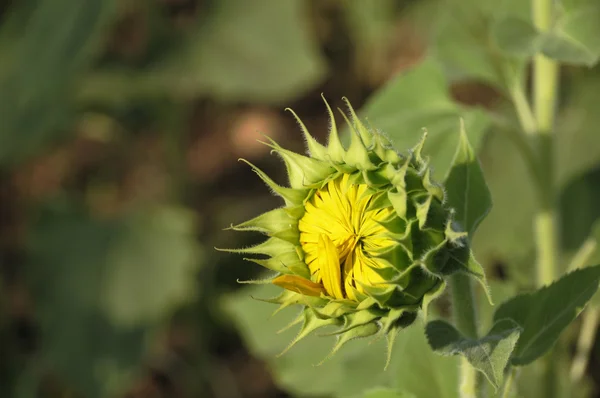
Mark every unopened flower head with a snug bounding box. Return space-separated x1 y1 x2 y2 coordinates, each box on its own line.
223 97 475 365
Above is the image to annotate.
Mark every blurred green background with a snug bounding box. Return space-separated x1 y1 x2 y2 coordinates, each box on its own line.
1 0 600 397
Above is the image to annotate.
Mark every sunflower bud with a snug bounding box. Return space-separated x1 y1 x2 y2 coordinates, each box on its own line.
223 97 478 365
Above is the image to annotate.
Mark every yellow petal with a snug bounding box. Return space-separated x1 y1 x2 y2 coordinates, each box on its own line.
343 252 357 301
273 275 326 297
318 234 345 299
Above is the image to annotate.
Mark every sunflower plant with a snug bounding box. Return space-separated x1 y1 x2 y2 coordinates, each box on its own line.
222 1 600 397
224 93 600 397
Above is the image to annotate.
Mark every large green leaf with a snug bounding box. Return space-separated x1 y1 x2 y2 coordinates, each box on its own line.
100 206 201 327
472 126 536 275
556 74 600 188
490 3 600 66
560 168 600 257
430 0 530 85
541 3 600 66
0 0 116 165
26 201 142 397
25 199 202 397
491 17 541 57
431 1 499 84
343 0 398 85
492 265 600 365
444 122 492 238
489 0 600 66
360 58 491 180
554 73 600 261
223 283 459 398
81 0 326 104
178 0 326 101
363 388 416 398
476 71 600 272
426 319 520 390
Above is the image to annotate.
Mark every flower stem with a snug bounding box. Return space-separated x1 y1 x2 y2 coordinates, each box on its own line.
532 0 559 288
451 273 479 398
532 1 560 397
459 357 478 398
534 209 558 286
533 0 559 135
533 54 559 134
570 306 599 382
451 273 478 338
567 237 597 273
501 367 516 398
508 78 537 136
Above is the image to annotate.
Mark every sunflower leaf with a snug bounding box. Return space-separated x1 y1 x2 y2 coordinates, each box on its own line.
426 319 521 390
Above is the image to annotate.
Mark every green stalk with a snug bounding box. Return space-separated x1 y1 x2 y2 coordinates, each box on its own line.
567 237 597 273
501 367 516 398
532 1 560 397
534 210 558 285
570 306 599 382
451 273 478 338
533 0 559 135
451 273 479 398
459 358 478 398
532 0 559 287
508 79 537 136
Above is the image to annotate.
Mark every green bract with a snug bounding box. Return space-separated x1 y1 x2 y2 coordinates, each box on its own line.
222 97 485 365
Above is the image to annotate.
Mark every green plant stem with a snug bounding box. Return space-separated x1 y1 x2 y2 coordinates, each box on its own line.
509 80 537 136
567 237 597 272
532 0 559 288
533 0 559 135
533 55 559 134
570 306 599 382
459 357 478 398
451 273 478 338
451 273 479 398
534 210 558 286
531 1 560 397
501 367 516 398
501 85 545 194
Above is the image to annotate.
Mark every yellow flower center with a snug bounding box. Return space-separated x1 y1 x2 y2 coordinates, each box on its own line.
298 174 395 301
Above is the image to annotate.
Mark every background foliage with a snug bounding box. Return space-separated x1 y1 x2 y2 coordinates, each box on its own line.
1 0 600 397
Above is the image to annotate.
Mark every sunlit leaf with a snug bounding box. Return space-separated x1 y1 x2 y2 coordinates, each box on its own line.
426 319 520 390
223 283 459 398
541 4 600 66
556 74 600 187
472 127 536 276
560 169 600 257
81 0 326 104
430 0 530 84
493 265 600 365
100 206 201 327
491 17 541 57
360 59 491 180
